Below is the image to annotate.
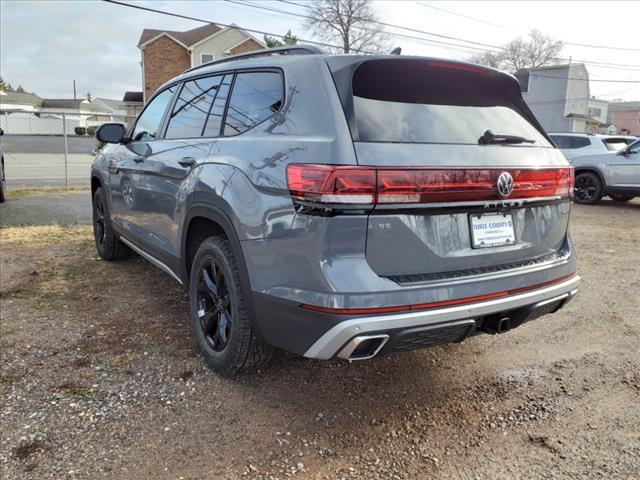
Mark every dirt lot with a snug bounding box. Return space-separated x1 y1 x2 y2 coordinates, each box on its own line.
1 197 639 479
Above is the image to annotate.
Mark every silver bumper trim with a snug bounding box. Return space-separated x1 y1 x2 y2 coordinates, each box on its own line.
303 275 580 360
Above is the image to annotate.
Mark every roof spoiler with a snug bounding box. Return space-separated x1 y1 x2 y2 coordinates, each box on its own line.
184 45 325 74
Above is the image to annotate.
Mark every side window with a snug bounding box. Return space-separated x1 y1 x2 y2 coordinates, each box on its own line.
131 86 176 142
223 71 283 136
203 75 233 137
165 76 223 139
569 137 590 149
550 136 568 148
628 141 640 154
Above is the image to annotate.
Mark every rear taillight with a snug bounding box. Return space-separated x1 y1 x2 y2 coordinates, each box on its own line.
287 164 574 205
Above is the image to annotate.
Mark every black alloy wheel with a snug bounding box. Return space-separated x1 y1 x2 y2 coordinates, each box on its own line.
196 256 232 352
574 172 603 205
94 194 107 251
189 236 273 375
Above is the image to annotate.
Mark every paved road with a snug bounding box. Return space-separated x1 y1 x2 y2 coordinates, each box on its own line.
1 135 97 188
0 135 98 154
0 191 92 227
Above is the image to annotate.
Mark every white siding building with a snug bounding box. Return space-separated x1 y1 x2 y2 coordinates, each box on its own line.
515 64 593 133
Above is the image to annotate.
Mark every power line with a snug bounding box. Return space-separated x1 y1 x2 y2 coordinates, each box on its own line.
532 74 639 83
101 0 371 53
275 0 505 51
103 0 640 81
414 1 512 31
275 0 640 69
414 0 640 52
227 0 495 54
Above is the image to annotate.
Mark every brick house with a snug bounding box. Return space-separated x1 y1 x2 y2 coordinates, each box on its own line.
138 24 265 101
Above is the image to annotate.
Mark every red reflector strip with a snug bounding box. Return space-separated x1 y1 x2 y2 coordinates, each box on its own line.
300 273 576 315
426 60 491 75
287 164 574 205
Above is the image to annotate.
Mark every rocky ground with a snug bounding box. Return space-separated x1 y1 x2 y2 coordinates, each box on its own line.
1 197 639 479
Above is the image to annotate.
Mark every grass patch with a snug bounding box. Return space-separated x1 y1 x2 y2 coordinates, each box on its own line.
0 225 93 246
7 187 90 198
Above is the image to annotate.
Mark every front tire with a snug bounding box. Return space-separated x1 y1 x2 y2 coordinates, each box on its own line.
92 187 130 260
0 160 6 203
574 172 603 205
609 194 635 203
189 236 272 376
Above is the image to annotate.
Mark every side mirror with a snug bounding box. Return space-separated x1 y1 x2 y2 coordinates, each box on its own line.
96 123 126 144
0 127 4 136
617 148 629 156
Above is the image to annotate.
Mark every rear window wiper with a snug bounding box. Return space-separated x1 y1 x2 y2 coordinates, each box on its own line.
478 129 535 145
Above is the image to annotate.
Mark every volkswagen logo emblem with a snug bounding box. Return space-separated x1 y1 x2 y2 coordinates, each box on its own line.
497 172 514 197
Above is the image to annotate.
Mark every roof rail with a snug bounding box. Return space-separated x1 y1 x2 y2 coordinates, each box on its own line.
184 45 326 74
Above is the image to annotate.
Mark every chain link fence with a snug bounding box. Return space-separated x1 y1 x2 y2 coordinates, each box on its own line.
0 110 136 189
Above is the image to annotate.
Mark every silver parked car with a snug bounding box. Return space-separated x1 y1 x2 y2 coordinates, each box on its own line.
90 46 580 375
549 132 635 159
571 139 640 204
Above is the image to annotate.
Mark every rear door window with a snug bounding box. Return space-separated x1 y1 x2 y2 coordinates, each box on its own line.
203 75 233 137
223 71 283 136
351 60 550 146
165 76 223 139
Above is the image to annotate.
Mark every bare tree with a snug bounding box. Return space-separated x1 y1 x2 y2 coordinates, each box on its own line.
469 30 563 73
305 0 389 53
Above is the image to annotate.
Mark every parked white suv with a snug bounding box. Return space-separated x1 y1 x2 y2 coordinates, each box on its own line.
549 133 636 159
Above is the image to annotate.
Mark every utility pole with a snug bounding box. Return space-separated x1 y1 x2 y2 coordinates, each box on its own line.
73 79 76 99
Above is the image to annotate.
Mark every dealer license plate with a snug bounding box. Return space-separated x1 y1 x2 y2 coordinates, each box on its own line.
469 213 516 248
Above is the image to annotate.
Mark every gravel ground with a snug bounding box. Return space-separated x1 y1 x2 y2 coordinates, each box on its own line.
1 198 639 479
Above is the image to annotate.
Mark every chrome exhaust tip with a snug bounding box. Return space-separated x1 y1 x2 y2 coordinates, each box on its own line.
337 334 389 361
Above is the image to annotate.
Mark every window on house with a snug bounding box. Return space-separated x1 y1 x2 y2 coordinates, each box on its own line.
223 72 283 136
131 86 176 142
201 54 215 64
165 76 223 139
588 107 602 118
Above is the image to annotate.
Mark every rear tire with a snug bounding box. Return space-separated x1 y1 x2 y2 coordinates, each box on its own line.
609 194 635 203
574 172 603 205
189 236 273 376
92 187 130 260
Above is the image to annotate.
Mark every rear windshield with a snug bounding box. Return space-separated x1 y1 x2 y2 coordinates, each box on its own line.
351 59 551 147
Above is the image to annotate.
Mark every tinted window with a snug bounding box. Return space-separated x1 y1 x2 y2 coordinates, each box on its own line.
131 86 176 142
223 72 283 136
203 75 233 137
550 135 570 148
568 137 591 148
351 60 551 146
165 76 222 139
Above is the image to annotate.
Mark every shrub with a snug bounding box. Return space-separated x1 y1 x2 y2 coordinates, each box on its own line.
86 126 97 137
74 127 86 136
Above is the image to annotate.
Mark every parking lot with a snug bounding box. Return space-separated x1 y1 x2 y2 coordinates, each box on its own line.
1 193 639 479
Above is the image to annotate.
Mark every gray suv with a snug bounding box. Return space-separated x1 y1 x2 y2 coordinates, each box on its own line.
91 46 580 375
570 139 640 204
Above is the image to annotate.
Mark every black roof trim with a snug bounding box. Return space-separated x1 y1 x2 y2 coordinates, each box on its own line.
184 45 325 74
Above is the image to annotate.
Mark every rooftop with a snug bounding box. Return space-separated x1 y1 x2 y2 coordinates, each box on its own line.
137 24 221 48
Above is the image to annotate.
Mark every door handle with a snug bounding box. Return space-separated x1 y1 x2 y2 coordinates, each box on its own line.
132 156 145 163
179 157 196 167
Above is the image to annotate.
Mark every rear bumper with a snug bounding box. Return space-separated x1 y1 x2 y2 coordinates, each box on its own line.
302 274 580 360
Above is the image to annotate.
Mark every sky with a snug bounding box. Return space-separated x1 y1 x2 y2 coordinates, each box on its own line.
1 0 639 101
